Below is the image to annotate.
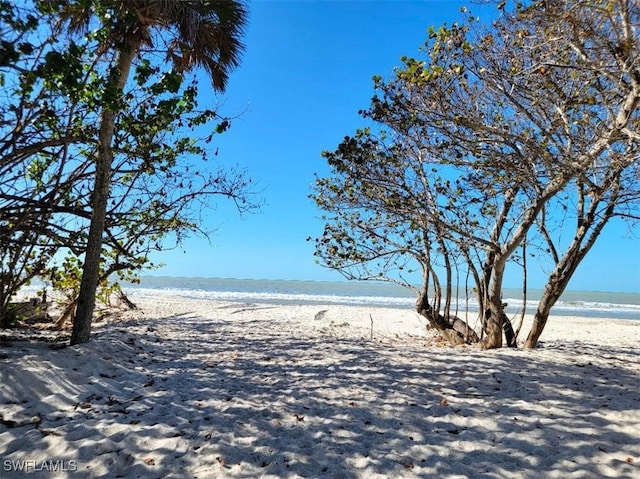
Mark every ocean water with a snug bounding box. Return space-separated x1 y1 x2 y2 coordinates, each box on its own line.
124 276 640 321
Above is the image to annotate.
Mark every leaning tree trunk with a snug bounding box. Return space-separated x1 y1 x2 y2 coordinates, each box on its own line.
524 183 617 348
416 292 479 346
524 281 561 349
524 241 596 348
71 38 140 345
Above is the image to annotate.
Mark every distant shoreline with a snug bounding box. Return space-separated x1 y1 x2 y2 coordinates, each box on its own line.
121 277 640 322
137 275 640 296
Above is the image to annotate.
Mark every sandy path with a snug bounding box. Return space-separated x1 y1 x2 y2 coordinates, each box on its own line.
1 296 639 478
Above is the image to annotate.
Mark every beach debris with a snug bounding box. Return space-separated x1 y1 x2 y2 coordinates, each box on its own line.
76 401 92 410
117 291 138 310
143 457 156 466
314 309 328 321
370 314 374 340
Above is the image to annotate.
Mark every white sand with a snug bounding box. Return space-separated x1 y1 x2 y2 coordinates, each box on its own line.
1 295 639 478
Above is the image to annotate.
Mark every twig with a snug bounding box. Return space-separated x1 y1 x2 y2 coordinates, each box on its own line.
369 314 374 341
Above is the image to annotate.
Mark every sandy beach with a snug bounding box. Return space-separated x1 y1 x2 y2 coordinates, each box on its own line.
1 295 639 478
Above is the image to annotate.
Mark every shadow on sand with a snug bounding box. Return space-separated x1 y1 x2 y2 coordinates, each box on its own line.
1 312 638 478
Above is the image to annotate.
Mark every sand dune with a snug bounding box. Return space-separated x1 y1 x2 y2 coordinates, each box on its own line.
1 296 639 478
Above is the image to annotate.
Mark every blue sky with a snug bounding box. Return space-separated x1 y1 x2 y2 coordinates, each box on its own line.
150 0 640 293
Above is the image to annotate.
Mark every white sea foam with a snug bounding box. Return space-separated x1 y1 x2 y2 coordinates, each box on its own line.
126 287 415 307
16 277 640 320
124 285 640 321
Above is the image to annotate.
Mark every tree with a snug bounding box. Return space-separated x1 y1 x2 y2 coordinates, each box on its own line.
41 63 258 328
312 0 639 349
43 0 249 344
0 1 256 334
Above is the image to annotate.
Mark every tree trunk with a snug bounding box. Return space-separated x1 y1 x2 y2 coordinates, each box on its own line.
71 130 112 343
524 285 558 348
56 300 77 330
71 38 140 345
503 315 516 347
525 181 618 348
416 292 479 346
524 233 598 348
479 261 505 350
